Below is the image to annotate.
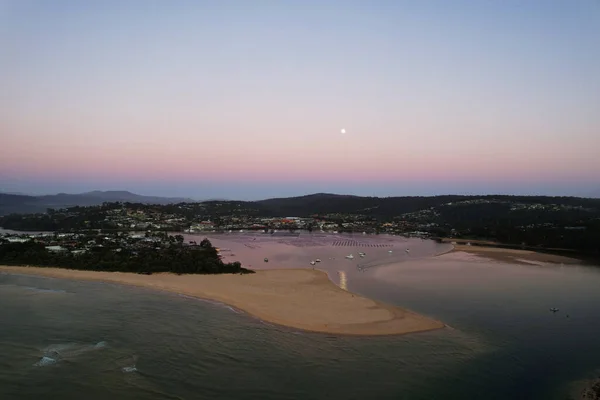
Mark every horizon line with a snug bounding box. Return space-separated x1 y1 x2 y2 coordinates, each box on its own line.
1 190 598 201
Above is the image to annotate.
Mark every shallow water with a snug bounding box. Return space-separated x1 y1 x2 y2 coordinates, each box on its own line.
2 233 599 399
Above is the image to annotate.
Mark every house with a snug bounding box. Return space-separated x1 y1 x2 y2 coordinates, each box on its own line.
45 245 68 252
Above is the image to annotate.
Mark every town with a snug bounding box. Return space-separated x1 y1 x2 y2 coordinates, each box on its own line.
0 201 435 236
1 194 599 257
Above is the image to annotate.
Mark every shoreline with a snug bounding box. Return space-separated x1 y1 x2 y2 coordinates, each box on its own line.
0 265 445 337
448 244 582 265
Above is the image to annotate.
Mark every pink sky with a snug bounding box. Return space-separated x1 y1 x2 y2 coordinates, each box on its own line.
1 1 599 198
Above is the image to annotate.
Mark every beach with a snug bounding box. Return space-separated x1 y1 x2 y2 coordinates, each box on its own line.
0 265 444 336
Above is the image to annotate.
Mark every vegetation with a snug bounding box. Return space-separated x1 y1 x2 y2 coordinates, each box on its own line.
0 236 254 275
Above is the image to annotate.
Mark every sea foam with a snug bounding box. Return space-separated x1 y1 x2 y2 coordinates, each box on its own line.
33 356 57 367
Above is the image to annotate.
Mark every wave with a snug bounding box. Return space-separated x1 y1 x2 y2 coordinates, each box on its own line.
34 341 108 367
24 286 68 294
0 284 68 294
33 356 57 367
176 293 245 315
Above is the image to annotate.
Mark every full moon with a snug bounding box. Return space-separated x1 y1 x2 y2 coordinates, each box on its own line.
341 128 346 134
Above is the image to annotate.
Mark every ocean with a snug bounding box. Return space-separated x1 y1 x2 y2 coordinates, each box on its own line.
1 234 600 399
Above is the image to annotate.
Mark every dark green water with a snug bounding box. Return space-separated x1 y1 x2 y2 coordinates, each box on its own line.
2 250 600 399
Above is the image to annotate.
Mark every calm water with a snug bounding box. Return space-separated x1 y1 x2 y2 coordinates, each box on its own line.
2 234 600 399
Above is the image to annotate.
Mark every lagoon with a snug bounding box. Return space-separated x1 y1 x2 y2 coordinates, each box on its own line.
1 233 599 399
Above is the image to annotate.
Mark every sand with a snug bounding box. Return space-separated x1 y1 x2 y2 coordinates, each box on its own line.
0 265 444 336
451 244 581 265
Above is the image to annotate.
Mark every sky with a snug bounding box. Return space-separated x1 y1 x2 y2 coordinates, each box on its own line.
1 0 599 200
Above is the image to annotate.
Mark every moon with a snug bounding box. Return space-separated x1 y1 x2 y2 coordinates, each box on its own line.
341 128 346 134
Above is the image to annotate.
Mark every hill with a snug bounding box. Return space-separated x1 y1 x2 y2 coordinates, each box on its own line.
252 193 600 218
37 191 194 206
0 193 44 216
0 191 194 215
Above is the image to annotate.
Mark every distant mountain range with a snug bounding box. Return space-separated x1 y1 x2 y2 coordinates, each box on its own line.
0 191 195 216
2 190 600 217
206 192 600 219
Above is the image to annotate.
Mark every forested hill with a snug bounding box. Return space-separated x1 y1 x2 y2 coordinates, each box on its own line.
253 193 600 218
0 191 194 215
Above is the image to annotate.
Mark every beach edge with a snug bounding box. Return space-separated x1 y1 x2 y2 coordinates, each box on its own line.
0 265 446 337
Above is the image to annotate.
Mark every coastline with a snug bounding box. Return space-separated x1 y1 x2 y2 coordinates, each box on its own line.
0 265 445 336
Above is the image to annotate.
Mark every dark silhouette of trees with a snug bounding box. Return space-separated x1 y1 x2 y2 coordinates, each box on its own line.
0 237 253 275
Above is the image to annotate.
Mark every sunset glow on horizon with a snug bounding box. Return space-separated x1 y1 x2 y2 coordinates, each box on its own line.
2 1 599 199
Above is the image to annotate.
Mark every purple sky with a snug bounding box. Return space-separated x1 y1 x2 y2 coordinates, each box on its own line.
1 1 599 199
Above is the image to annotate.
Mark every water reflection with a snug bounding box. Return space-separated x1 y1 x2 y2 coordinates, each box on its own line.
338 271 348 290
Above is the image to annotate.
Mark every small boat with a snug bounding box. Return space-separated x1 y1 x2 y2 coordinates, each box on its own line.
405 249 410 253
310 261 316 265
264 258 269 262
345 254 354 260
550 308 559 312
315 259 321 263
388 250 393 253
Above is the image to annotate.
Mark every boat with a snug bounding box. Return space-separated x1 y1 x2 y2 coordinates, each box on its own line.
388 250 393 253
345 254 354 260
264 258 269 262
405 249 410 253
550 308 559 312
310 261 316 265
315 259 321 263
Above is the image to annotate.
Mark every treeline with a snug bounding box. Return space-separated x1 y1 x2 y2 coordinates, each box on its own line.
0 208 182 232
0 214 62 231
437 222 600 253
431 202 600 253
0 238 254 275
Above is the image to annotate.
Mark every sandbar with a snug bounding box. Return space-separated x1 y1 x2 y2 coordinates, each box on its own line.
0 265 444 336
451 244 581 265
